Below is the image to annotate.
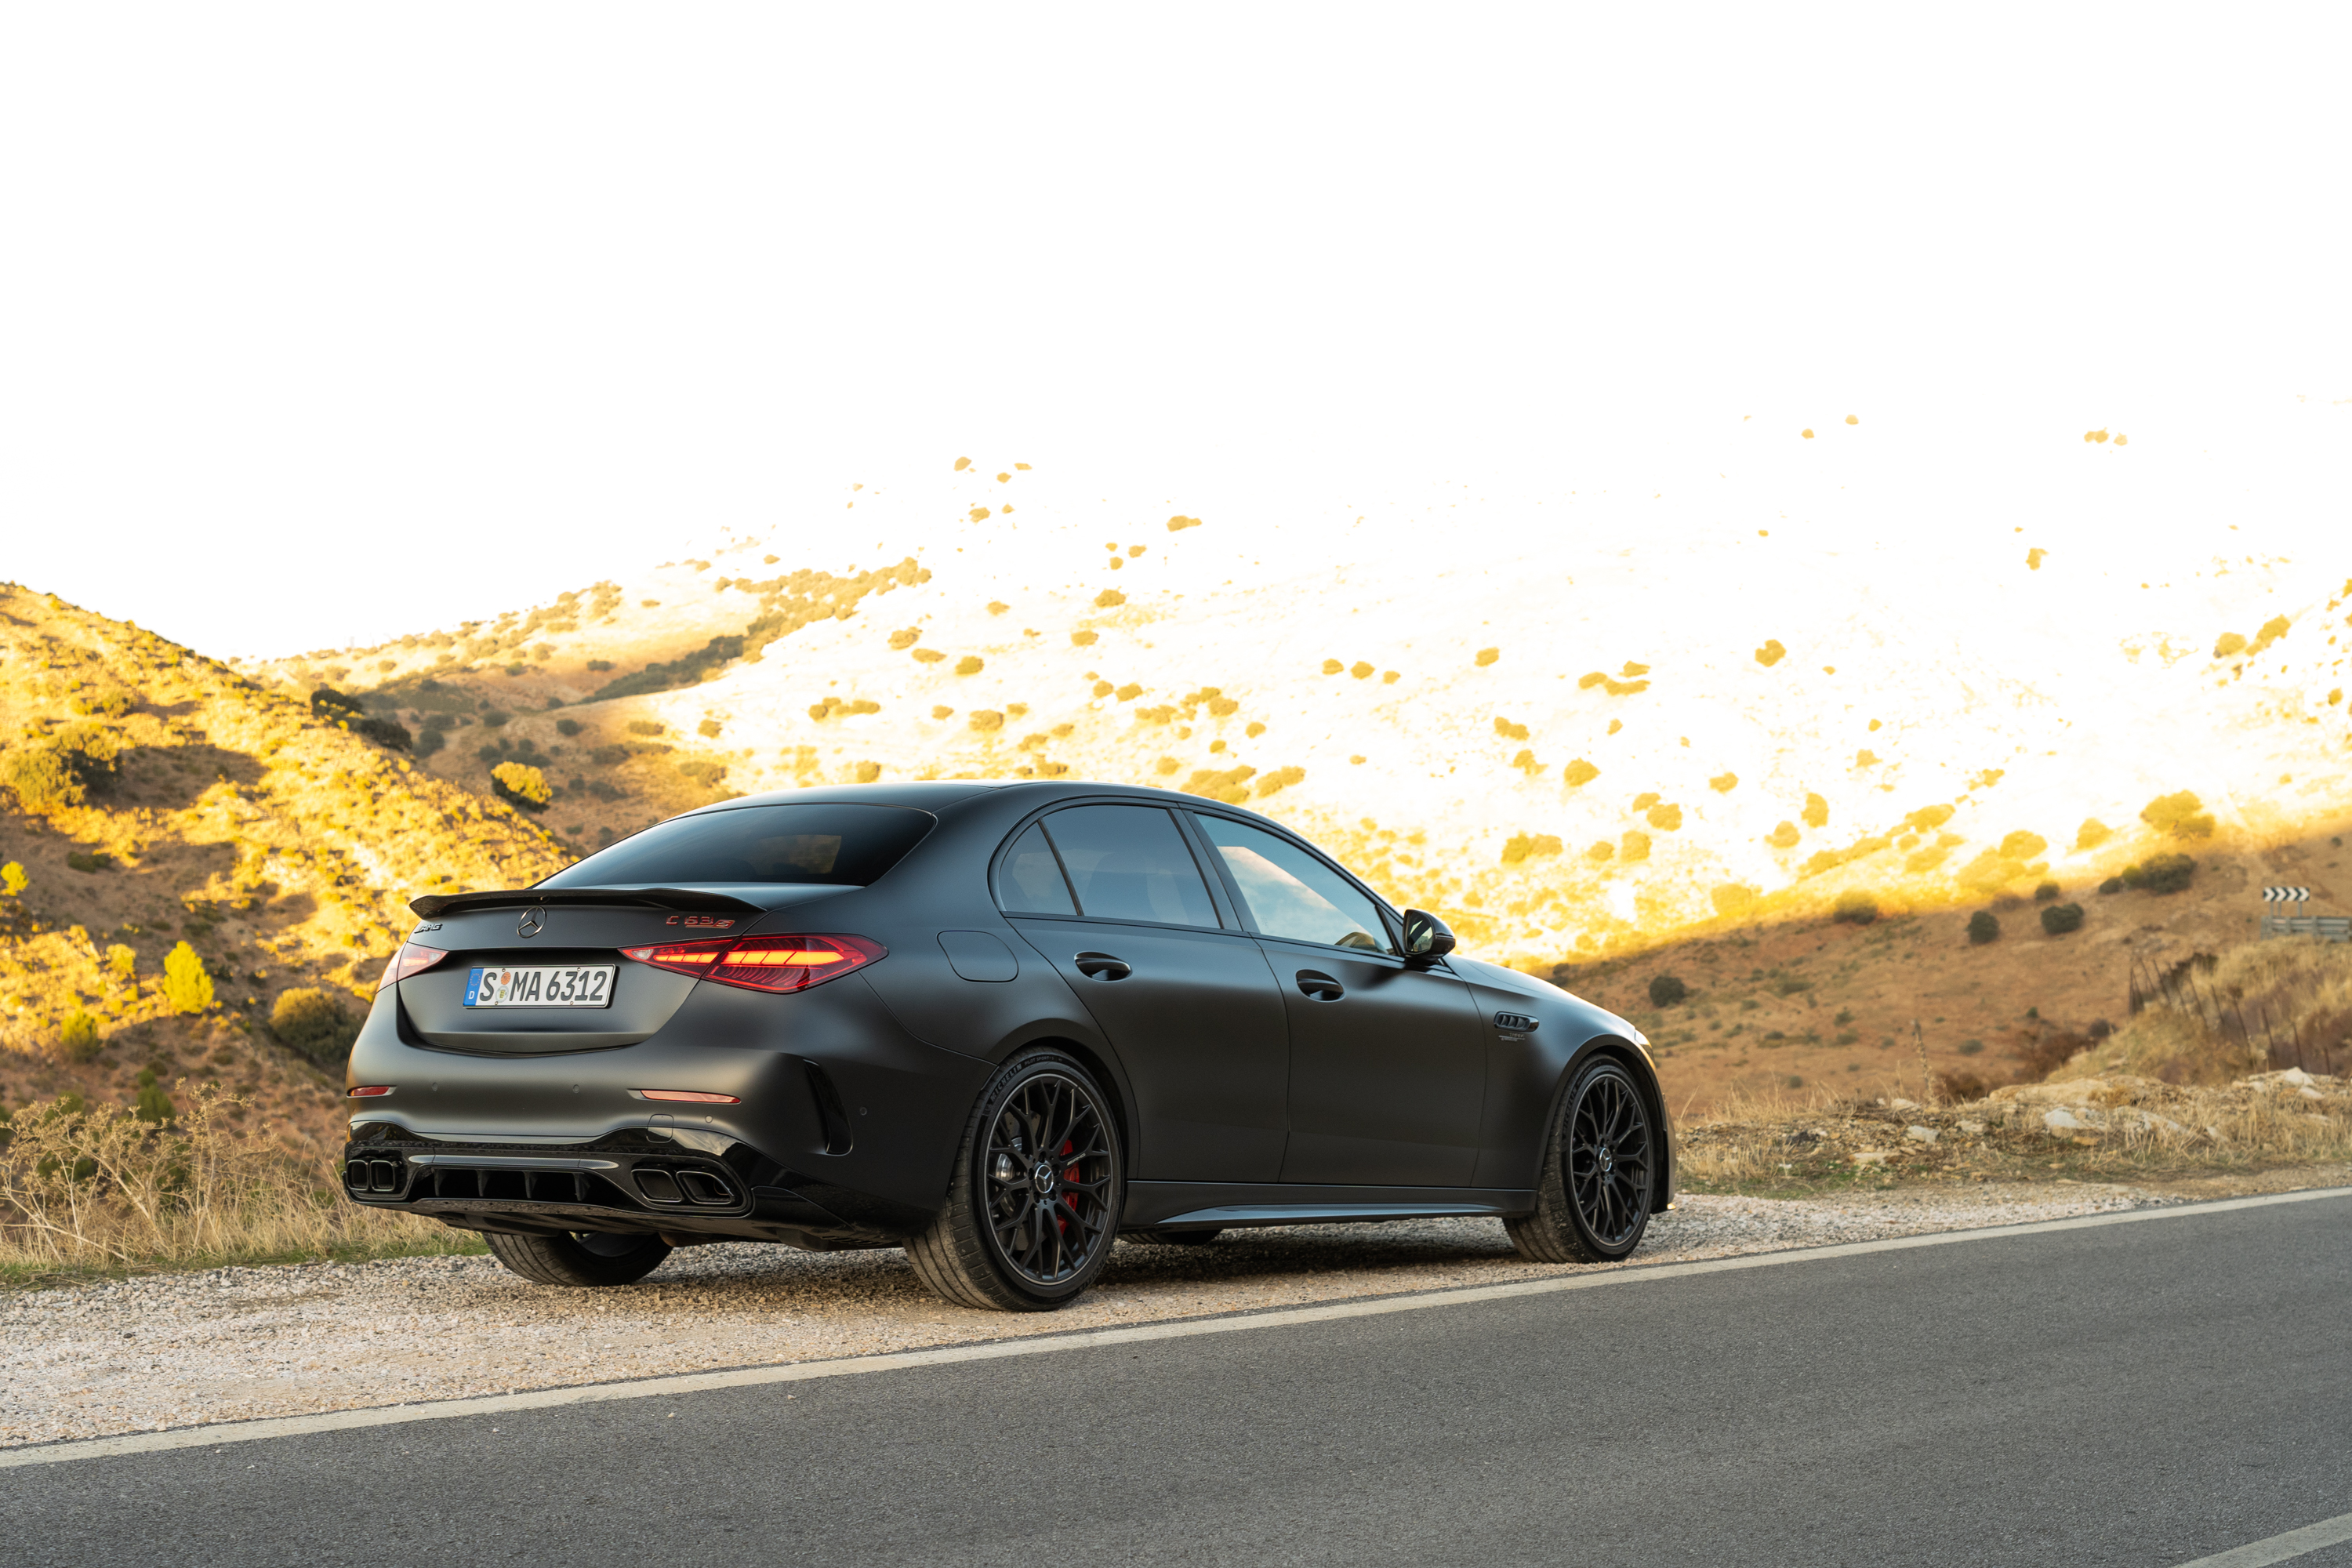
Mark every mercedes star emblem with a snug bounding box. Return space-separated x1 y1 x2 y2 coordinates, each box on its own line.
516 908 546 939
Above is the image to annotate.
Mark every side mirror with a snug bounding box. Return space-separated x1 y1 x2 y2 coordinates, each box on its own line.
1401 909 1456 966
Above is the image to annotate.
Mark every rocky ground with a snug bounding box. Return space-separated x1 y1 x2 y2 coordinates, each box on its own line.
0 1185 2172 1448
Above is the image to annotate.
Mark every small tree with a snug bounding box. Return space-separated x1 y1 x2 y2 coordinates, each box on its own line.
1649 974 1689 1007
2041 903 2085 936
1966 910 2001 946
0 861 25 896
58 1010 100 1061
134 1065 175 1124
105 943 136 982
160 941 214 1014
491 762 552 811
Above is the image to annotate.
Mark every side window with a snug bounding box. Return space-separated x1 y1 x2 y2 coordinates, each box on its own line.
1040 805 1219 927
995 821 1076 916
1196 817 1395 953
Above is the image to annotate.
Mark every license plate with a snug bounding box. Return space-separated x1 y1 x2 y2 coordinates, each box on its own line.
463 966 616 1008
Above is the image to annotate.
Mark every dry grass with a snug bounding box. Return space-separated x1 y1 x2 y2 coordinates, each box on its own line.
0 1083 477 1287
2081 937 2352 1083
1679 1067 2352 1196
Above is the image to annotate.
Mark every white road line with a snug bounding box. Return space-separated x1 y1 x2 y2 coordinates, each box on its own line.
2 1184 2345 1472
2176 1511 2352 1566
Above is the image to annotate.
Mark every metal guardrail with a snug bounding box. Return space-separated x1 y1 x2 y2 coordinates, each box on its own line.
2259 913 2351 942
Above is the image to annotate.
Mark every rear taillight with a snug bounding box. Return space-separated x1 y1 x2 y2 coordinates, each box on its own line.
376 942 448 993
348 1085 394 1098
621 933 885 994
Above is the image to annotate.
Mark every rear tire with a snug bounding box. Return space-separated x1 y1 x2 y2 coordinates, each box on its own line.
484 1229 673 1287
908 1048 1123 1312
1505 1055 1657 1265
1131 1228 1223 1247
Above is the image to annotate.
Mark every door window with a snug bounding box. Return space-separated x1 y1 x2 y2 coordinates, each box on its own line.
1039 805 1219 927
995 821 1077 916
1195 818 1395 953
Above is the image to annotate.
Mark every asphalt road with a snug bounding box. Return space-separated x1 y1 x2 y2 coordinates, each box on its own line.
8 1196 2352 1567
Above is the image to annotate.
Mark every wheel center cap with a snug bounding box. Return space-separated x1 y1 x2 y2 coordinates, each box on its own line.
1032 1162 1055 1194
1598 1146 1615 1174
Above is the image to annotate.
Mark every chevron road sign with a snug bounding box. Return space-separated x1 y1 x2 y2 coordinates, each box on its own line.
2262 887 2312 902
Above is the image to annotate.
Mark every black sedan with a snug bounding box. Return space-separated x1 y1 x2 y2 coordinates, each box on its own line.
344 782 1673 1310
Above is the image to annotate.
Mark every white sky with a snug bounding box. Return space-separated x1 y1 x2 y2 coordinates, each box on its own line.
3 5 2347 657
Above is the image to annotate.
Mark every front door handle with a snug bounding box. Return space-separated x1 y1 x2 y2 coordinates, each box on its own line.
1295 970 1344 1001
1074 952 1132 981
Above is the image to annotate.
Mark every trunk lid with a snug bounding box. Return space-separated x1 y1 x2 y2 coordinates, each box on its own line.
397 884 848 1054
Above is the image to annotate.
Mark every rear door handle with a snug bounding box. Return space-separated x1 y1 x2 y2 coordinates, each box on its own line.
1295 970 1344 1001
1074 952 1132 981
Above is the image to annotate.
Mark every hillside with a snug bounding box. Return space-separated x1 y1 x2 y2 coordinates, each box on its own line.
222 457 2352 1111
0 584 567 1145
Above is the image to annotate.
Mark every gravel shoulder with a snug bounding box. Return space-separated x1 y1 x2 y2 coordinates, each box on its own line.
0 1185 2159 1447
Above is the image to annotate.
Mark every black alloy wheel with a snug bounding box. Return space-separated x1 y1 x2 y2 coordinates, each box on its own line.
1504 1055 1656 1265
908 1049 1124 1311
484 1229 673 1287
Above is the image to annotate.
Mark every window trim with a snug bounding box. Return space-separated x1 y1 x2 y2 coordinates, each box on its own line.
986 800 1236 935
991 817 1082 918
1181 808 1414 960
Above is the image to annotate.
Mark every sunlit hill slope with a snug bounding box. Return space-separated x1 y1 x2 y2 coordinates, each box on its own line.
215 459 2352 1105
0 585 564 1141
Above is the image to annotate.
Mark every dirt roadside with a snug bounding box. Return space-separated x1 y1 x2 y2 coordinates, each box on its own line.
9 1178 2292 1450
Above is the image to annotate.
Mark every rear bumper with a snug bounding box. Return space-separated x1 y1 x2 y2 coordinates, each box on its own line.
342 1123 914 1250
342 970 999 1243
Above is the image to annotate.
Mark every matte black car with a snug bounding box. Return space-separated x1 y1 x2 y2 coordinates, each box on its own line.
343 782 1672 1310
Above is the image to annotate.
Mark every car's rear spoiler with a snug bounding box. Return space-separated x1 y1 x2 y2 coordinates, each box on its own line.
408 887 767 920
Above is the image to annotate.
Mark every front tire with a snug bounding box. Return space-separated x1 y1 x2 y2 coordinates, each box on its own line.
484 1229 673 1287
908 1048 1123 1312
1505 1055 1657 1265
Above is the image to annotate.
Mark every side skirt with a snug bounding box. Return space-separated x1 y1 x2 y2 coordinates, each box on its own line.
1123 1181 1537 1232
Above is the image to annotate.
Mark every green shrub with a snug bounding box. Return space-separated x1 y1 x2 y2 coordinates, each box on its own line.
481 710 511 728
2139 792 2215 840
2041 902 2085 935
1649 975 1688 1007
134 1065 175 1123
310 686 365 718
556 718 583 737
58 1011 100 1061
1831 891 1878 925
271 988 358 1062
2098 877 2124 895
1958 1039 1984 1055
65 851 112 873
626 720 664 737
677 759 728 787
105 943 135 980
492 762 552 810
2034 881 2060 902
2 744 83 810
413 727 445 757
586 659 613 672
161 942 214 1014
696 718 722 739
2121 852 2195 895
1966 910 2001 946
590 745 628 766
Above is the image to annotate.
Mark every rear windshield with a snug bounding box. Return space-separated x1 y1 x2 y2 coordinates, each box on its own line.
538 804 935 888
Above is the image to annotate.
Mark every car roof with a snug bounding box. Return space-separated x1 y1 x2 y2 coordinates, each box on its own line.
677 778 1293 830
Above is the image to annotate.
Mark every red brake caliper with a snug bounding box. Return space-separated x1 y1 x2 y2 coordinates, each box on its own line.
1056 1138 1080 1239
